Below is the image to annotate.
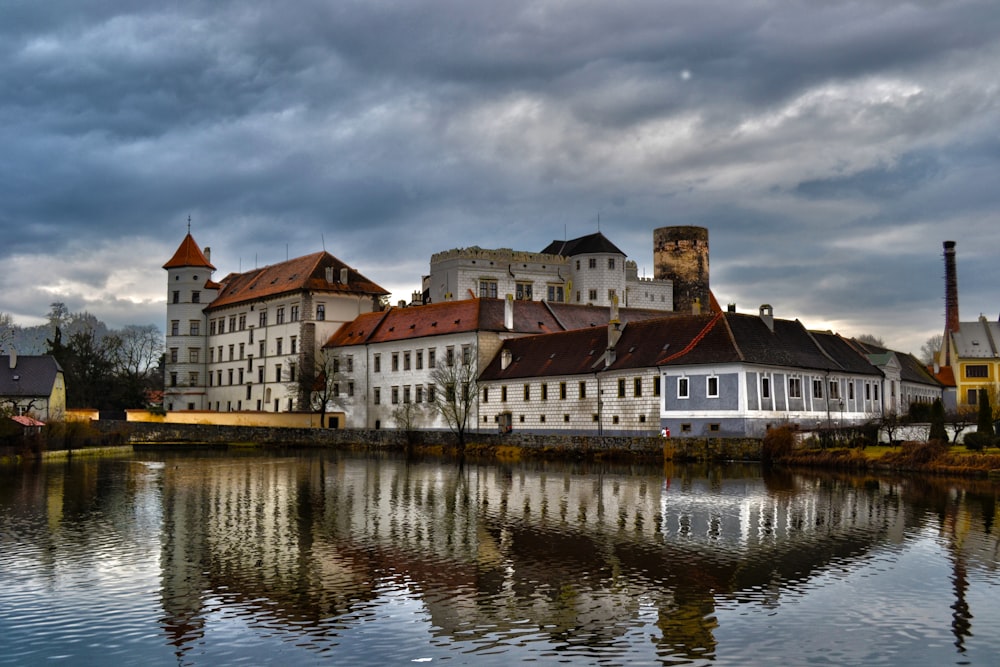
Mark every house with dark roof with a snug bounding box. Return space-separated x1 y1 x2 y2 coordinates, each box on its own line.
478 305 936 438
0 354 66 421
323 297 673 430
425 230 675 312
164 232 389 413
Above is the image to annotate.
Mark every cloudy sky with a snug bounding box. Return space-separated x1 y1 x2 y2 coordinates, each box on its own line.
2 0 998 355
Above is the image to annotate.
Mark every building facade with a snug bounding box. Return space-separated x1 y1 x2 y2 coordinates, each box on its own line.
425 231 675 311
0 354 66 421
163 233 388 412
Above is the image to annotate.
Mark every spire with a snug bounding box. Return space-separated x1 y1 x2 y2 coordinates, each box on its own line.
163 232 215 270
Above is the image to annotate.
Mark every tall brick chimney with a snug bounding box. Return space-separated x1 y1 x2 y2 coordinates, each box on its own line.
943 241 959 365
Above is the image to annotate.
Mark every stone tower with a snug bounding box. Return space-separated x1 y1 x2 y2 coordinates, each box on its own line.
653 226 709 314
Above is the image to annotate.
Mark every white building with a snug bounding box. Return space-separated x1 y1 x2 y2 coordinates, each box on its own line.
163 232 388 413
425 232 673 311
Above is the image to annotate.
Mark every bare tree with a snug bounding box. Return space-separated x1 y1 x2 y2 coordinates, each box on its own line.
429 349 478 448
920 334 944 365
108 324 164 407
292 348 348 428
392 398 423 445
856 333 886 348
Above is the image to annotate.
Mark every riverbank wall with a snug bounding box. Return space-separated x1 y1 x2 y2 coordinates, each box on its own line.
69 420 763 462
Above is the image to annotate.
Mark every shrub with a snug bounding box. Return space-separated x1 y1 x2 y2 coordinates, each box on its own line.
928 398 947 442
963 431 994 452
762 425 796 463
899 439 950 463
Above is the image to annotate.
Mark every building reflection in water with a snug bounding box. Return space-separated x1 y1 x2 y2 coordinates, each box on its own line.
145 453 1000 662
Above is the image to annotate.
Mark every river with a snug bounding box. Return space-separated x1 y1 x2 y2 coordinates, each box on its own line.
1 449 997 666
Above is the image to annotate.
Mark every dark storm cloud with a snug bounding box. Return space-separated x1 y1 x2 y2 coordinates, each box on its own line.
1 0 999 353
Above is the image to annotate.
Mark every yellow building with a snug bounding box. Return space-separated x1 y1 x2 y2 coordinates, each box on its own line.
943 315 1000 408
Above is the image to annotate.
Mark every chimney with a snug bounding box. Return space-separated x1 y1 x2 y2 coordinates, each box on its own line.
607 295 622 366
8 347 16 369
504 294 514 330
727 303 736 313
759 304 774 332
204 247 211 263
943 241 959 366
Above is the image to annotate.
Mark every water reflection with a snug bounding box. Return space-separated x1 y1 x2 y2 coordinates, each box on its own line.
0 452 997 666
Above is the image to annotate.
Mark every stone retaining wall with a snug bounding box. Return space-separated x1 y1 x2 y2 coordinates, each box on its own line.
87 420 763 461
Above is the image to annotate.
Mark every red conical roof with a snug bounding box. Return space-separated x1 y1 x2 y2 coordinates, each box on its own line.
163 233 215 270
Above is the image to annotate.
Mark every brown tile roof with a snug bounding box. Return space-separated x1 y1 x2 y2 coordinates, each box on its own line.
481 311 887 381
206 251 388 311
163 233 216 270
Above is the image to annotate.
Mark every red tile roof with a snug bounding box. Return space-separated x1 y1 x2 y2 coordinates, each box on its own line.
323 298 676 348
163 233 216 270
206 251 388 311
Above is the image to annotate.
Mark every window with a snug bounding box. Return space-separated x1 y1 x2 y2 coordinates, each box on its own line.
608 289 616 302
258 366 264 383
259 340 265 358
523 384 530 400
588 289 598 301
188 372 199 387
171 320 179 336
172 291 179 304
617 378 626 397
374 387 381 405
392 353 399 371
189 348 199 363
192 290 200 303
290 337 297 355
540 414 546 423
290 305 299 321
189 320 199 335
707 376 719 398
541 383 548 400
210 320 217 335
238 368 244 384
829 381 840 399
579 381 587 399
170 372 177 387
238 314 246 330
276 338 283 356
259 311 267 327
482 387 489 403
588 258 597 269
403 386 410 403
966 365 989 378
678 377 689 399
209 348 214 363
873 384 879 401
403 351 411 370
275 364 282 382
415 385 423 403
219 319 225 334
391 386 399 404
316 304 325 321
681 423 692 433
239 343 245 359
228 369 234 385
276 307 285 324
848 383 855 400
416 350 423 370
789 377 802 399
516 282 533 300
547 285 564 302
289 364 295 382
967 388 978 405
709 423 720 433
428 348 436 368
608 258 615 270
559 382 567 400
169 348 178 363
479 279 498 298
564 414 570 422
634 377 642 397
576 260 581 270
761 377 771 399
462 345 471 364
812 379 823 399
346 357 353 373
865 383 871 400
446 347 455 366
427 385 435 403
496 385 505 402
653 377 661 397
371 353 381 373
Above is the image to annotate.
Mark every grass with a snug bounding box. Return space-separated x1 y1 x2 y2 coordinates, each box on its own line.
781 441 1000 477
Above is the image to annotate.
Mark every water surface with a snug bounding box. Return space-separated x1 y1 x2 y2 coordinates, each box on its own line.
1 450 997 665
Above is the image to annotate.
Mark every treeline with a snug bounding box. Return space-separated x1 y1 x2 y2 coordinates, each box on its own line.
1 303 163 411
